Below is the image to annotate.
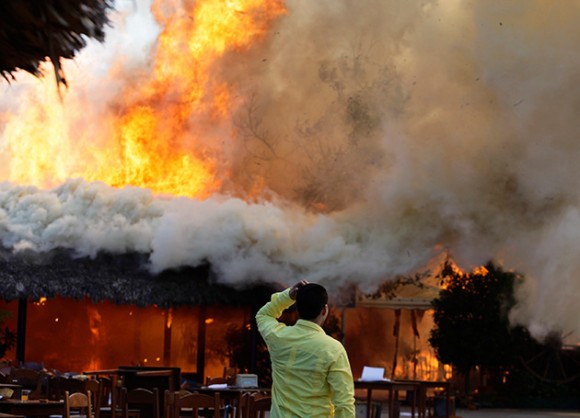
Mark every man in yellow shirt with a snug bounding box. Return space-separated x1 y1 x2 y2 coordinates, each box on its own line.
256 280 355 417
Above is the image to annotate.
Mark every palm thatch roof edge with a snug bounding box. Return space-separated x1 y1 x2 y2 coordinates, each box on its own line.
0 249 278 308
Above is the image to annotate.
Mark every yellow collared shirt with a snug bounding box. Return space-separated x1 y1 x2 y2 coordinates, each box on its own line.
256 288 355 418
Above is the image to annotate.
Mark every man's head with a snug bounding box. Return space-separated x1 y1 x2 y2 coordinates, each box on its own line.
296 283 328 321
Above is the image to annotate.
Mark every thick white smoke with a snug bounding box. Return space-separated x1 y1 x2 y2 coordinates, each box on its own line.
1 0 579 341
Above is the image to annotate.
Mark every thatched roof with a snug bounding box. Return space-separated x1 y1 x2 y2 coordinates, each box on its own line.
0 249 278 308
0 0 113 86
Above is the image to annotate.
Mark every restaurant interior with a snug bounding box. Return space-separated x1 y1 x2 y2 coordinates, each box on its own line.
0 292 448 384
0 284 454 418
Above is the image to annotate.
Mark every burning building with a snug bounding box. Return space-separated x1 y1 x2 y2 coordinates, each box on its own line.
0 0 579 381
0 250 276 379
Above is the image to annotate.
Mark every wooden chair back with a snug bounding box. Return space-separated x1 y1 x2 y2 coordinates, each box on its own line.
125 388 159 418
164 390 191 418
98 376 113 407
110 387 141 418
171 391 220 418
108 379 126 418
48 377 101 399
85 379 102 417
247 395 271 418
47 375 67 401
236 392 252 418
64 390 93 418
236 391 270 418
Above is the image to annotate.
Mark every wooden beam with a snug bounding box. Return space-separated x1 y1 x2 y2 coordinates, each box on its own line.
16 298 27 365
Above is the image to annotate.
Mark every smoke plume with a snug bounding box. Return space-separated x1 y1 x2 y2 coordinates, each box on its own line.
1 0 579 341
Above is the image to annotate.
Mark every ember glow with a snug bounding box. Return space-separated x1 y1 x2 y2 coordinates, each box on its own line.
1 0 580 343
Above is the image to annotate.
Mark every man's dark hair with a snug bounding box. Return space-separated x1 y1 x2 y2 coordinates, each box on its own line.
296 283 328 320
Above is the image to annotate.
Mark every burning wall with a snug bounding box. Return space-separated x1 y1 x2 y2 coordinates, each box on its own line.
0 0 579 345
0 296 445 383
0 297 249 380
345 307 449 382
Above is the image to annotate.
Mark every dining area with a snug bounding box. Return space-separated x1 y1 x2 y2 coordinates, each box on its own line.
0 360 460 418
0 363 272 418
0 365 64 418
354 366 455 418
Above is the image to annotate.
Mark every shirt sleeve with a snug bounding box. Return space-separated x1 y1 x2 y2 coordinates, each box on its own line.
255 288 294 342
328 348 356 418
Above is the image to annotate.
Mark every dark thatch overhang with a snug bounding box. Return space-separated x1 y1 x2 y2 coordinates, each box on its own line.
0 0 114 86
0 249 279 308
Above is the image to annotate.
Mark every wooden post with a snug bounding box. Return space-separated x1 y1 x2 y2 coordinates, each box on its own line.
163 307 172 366
391 309 401 380
249 304 258 374
16 298 27 365
197 305 207 382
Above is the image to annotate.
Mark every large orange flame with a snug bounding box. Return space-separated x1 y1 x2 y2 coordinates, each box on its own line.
2 0 286 198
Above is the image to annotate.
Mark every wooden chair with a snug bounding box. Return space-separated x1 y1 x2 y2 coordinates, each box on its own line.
85 379 103 418
163 390 185 418
124 388 159 418
246 395 271 418
235 392 252 418
92 375 124 418
237 392 267 418
202 378 233 417
64 390 93 418
171 391 220 418
100 387 140 418
97 376 113 408
48 378 102 418
47 376 67 401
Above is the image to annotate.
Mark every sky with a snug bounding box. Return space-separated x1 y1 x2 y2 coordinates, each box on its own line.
0 0 579 342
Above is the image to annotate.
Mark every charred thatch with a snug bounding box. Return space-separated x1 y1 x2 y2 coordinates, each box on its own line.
0 0 113 86
0 250 278 308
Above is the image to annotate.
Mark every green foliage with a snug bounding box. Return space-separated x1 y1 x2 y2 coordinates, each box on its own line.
428 258 532 376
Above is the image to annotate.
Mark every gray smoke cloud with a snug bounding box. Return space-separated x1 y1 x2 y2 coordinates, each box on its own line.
0 0 579 341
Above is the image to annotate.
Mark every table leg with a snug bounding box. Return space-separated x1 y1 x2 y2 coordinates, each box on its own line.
366 389 372 418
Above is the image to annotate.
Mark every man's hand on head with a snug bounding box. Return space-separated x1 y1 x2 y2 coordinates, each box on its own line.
289 280 309 300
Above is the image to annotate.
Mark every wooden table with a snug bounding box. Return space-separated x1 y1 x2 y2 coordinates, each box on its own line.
83 369 120 376
0 385 22 400
405 380 452 418
355 380 420 418
0 400 64 417
0 412 25 418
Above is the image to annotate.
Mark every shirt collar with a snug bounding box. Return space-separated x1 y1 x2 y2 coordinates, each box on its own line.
295 319 325 333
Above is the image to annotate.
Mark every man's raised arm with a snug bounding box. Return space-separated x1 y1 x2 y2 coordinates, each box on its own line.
256 280 308 340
